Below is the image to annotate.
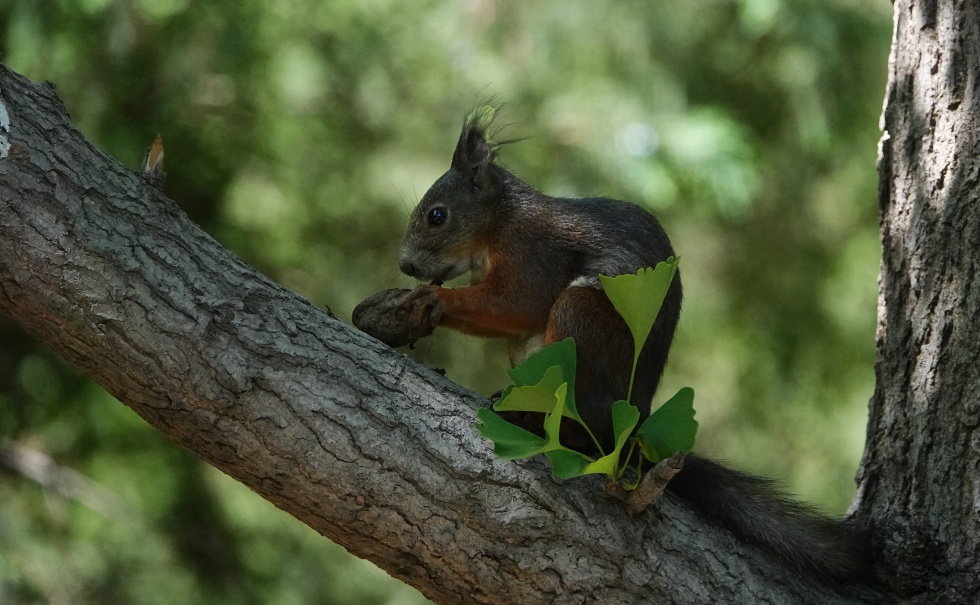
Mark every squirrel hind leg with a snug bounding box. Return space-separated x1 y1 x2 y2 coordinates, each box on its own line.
545 283 645 451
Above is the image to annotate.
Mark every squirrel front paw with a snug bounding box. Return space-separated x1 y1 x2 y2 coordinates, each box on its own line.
400 285 444 341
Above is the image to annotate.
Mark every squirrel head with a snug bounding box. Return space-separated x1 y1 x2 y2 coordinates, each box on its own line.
399 107 505 282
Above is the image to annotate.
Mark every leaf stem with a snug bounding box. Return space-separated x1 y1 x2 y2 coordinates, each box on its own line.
626 352 640 403
618 440 644 489
576 417 606 457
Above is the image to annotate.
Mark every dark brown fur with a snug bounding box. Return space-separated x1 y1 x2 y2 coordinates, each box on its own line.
396 110 871 585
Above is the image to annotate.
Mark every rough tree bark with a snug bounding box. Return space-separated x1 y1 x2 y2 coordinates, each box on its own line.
0 1 975 601
853 1 980 603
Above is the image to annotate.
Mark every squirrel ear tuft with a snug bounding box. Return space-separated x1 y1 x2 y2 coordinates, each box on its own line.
452 105 498 173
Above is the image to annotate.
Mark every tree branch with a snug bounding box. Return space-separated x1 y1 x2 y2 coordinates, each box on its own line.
0 64 882 604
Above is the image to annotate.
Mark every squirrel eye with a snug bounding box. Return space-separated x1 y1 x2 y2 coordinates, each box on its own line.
427 206 448 226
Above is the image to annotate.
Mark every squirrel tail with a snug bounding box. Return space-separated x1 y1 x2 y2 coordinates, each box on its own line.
666 454 872 584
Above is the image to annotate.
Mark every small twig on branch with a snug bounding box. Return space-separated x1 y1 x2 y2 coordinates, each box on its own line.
606 451 685 515
141 133 166 191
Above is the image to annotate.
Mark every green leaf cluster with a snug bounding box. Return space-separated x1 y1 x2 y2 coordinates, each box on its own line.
475 259 698 487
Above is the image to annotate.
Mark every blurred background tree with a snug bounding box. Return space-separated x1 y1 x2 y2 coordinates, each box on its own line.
0 0 890 603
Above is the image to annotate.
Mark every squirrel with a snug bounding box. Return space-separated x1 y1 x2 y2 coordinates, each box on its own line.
354 108 872 585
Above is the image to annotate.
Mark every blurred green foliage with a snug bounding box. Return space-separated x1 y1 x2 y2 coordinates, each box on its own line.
0 0 890 602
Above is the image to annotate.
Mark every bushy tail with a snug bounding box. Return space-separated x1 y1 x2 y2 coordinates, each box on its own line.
666 454 871 584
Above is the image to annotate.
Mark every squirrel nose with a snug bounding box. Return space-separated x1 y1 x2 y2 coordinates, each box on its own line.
398 256 417 278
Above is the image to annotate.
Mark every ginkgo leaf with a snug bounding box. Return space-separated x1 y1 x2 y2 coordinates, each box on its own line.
546 449 591 479
636 387 698 462
599 258 679 400
501 338 579 419
477 383 575 461
474 408 547 460
494 365 566 415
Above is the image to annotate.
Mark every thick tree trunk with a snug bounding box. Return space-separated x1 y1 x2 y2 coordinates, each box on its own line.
854 1 980 603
